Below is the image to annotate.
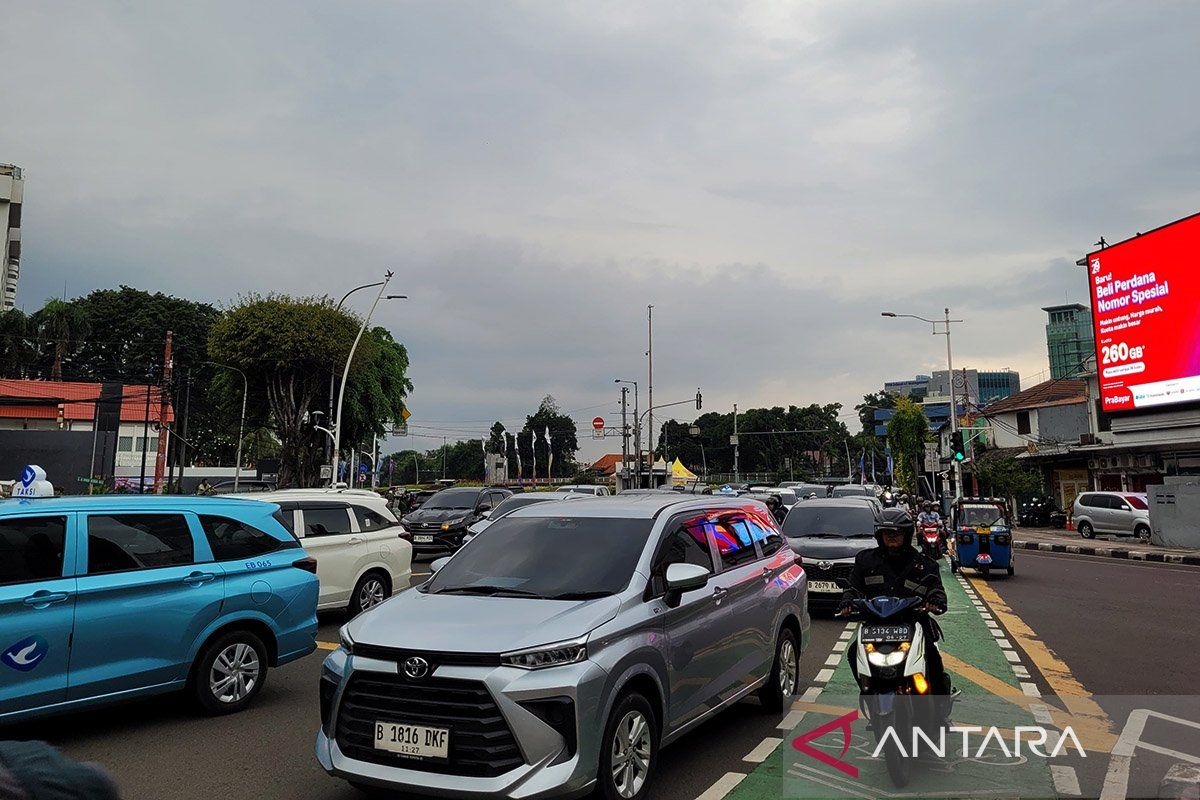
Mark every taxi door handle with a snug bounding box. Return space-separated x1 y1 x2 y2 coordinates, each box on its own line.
183 572 216 586
24 591 69 607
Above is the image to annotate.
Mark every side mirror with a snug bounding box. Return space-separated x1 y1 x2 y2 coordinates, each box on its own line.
430 557 451 574
665 563 710 594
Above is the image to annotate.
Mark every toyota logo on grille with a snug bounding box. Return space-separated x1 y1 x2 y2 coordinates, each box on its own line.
817 561 834 571
403 656 430 679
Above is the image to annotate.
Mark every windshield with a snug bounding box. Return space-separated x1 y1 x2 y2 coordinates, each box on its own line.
421 489 481 510
783 506 876 538
960 505 1006 527
426 516 653 598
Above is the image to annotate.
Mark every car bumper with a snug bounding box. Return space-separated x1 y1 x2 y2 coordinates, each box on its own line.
408 531 467 558
317 649 608 799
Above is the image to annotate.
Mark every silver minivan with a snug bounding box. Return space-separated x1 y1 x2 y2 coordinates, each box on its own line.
1072 491 1151 541
317 494 809 799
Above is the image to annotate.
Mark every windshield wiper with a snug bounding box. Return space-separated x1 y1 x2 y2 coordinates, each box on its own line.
547 591 613 600
433 585 545 598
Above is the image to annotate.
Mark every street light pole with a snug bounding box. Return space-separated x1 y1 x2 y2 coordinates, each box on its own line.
881 308 964 503
332 272 394 486
647 305 654 461
204 361 248 492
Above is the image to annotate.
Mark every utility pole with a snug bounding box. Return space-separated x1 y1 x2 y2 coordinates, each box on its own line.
177 371 192 491
733 403 740 484
620 386 629 487
442 435 448 480
944 307 962 503
139 377 152 494
153 331 173 493
647 304 654 463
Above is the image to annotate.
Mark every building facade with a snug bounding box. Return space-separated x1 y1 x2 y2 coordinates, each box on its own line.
1043 303 1093 379
0 164 23 311
883 374 931 399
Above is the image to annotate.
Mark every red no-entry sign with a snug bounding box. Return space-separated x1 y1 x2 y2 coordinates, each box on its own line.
592 417 605 431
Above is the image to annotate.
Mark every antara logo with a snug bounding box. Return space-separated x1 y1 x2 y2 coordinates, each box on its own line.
792 710 859 777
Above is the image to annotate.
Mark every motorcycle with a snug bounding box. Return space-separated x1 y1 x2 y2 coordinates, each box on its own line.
918 522 944 560
850 592 954 787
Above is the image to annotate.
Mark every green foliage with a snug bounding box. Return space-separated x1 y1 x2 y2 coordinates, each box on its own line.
515 396 578 480
886 396 929 492
0 310 32 377
33 298 91 381
973 454 1042 500
856 391 897 434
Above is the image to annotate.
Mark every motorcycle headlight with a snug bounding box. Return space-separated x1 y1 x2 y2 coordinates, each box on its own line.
502 637 588 670
338 627 355 655
867 649 907 667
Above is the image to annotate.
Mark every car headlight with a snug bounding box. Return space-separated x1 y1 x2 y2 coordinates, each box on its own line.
502 637 588 670
867 650 907 667
339 627 355 654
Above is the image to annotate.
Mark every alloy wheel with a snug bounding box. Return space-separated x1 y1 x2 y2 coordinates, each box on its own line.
779 638 798 698
359 578 387 611
209 642 260 704
610 709 652 798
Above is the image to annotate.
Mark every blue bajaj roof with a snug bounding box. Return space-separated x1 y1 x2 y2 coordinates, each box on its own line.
0 495 280 516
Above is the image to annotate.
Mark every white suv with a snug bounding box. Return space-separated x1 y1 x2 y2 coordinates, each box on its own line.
237 489 413 615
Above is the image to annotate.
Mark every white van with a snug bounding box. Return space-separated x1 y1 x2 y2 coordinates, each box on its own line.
229 489 412 615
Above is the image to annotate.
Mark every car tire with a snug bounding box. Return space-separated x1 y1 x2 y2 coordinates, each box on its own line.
1078 521 1094 539
759 627 800 713
191 630 268 715
349 571 391 617
597 692 658 800
1135 524 1151 544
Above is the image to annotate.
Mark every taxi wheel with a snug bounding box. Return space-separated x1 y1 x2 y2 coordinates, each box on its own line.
759 627 800 712
191 630 268 715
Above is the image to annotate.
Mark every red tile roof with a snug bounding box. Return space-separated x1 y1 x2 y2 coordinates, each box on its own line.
983 379 1088 415
0 379 173 424
589 453 625 477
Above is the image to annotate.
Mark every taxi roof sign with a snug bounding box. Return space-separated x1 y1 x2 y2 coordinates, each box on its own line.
14 465 54 498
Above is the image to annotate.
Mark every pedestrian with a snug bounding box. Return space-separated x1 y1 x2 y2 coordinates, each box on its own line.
0 741 121 800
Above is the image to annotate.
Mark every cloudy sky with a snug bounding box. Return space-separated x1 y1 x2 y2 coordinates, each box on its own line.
4 1 1199 460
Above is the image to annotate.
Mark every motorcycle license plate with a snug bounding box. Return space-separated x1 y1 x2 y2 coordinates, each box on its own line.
809 580 841 593
861 624 910 643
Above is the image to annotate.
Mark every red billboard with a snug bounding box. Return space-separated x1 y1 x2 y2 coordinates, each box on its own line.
1088 212 1200 412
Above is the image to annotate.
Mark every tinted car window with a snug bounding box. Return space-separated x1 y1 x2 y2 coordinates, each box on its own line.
959 505 1006 527
273 507 296 534
303 506 353 537
421 488 482 510
352 505 393 531
88 514 194 574
714 516 758 568
783 506 876 538
747 511 785 555
200 515 292 560
1124 495 1148 510
426 516 653 598
0 516 67 585
659 521 714 572
491 495 558 516
1078 494 1098 508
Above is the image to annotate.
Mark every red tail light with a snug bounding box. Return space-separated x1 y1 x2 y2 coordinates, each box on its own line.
292 556 318 574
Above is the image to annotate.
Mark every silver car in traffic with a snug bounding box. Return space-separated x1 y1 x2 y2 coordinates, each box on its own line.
317 493 809 799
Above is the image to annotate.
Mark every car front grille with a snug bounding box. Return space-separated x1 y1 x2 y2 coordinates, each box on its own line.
806 563 854 582
335 674 524 777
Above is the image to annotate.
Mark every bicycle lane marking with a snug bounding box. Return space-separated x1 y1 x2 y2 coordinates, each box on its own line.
712 562 1057 800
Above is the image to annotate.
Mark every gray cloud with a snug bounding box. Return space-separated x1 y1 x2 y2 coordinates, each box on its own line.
3 1 1199 460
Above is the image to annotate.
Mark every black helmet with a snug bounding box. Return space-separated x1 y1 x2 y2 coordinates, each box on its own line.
875 507 915 549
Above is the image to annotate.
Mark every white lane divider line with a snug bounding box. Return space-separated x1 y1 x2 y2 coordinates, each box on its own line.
824 654 841 667
1013 665 1031 679
831 640 849 654
743 737 783 764
814 668 836 683
695 771 747 800
1030 703 1054 725
1051 765 1082 796
777 708 806 731
1003 648 1021 663
997 638 1013 650
800 686 823 702
1021 682 1041 697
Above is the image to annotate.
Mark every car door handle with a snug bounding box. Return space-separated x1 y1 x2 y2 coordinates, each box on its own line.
347 537 364 545
761 567 774 583
712 587 729 604
24 591 69 607
183 572 217 586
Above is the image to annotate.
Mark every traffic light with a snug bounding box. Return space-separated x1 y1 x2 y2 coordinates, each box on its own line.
696 389 703 410
950 431 966 462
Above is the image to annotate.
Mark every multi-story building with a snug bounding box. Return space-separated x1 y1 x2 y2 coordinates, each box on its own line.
883 374 930 399
1043 303 1093 379
0 164 23 311
925 369 1021 408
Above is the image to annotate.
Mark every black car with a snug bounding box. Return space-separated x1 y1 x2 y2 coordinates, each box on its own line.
781 498 881 612
401 486 512 558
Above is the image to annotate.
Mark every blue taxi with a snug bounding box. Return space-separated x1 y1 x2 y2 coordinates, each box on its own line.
0 466 319 722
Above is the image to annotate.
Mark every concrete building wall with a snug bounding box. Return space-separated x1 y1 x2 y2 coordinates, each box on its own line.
1038 403 1090 444
0 164 23 312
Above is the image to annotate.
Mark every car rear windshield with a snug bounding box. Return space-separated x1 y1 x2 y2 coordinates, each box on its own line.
831 485 869 497
421 488 481 509
782 506 875 538
491 495 557 515
1123 495 1149 510
425 516 653 598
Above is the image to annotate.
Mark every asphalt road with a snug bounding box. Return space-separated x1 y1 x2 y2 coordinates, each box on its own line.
22 569 846 800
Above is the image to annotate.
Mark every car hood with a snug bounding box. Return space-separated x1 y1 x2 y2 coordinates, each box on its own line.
403 508 473 526
346 588 623 653
788 536 875 560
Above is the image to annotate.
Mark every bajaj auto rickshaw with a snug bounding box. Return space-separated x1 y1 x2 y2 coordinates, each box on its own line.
953 497 1014 577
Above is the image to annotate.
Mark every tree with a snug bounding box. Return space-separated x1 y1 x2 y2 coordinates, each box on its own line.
519 396 579 480
0 310 32 377
208 295 411 488
33 299 91 381
856 391 897 435
485 421 507 454
973 453 1042 502
886 396 929 492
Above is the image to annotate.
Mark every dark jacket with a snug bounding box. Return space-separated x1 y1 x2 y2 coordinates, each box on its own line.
0 742 120 800
839 545 947 612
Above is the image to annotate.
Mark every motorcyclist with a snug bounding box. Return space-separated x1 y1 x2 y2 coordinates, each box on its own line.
917 502 942 526
837 508 949 694
763 494 787 526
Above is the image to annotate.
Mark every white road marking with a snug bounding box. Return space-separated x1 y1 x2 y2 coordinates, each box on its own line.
1051 765 1082 796
800 686 823 703
989 628 1004 638
1030 703 1054 725
814 668 835 683
838 629 854 640
1020 682 1041 697
1013 664 1031 678
744 737 782 763
695 771 747 800
1004 649 1021 663
824 654 841 667
777 709 806 731
831 640 849 654
997 638 1013 649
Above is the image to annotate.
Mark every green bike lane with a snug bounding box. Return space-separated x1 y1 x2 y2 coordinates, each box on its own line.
723 564 1062 800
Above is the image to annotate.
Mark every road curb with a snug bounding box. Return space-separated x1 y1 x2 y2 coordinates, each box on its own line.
1015 539 1200 566
1159 762 1200 799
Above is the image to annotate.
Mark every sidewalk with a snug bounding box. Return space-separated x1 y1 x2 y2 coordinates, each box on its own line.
1014 527 1200 565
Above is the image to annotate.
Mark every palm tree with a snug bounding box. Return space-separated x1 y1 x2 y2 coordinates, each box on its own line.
33 299 90 381
0 309 33 377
